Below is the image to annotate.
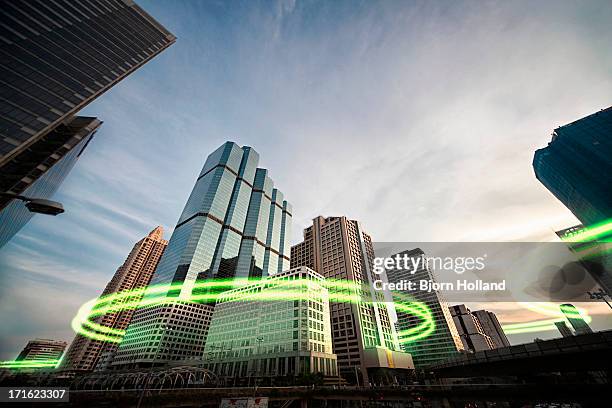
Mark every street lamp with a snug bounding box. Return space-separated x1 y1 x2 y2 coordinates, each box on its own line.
0 192 64 216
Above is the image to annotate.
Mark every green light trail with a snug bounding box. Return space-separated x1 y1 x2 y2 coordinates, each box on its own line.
0 359 61 369
6 219 608 371
68 277 436 347
560 219 612 243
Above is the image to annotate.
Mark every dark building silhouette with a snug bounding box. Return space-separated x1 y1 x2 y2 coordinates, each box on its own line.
0 117 100 247
15 338 67 363
555 321 573 338
560 303 593 335
533 107 612 227
0 0 175 247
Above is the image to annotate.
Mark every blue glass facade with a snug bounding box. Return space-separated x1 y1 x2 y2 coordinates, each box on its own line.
0 117 100 249
149 141 292 299
533 107 612 226
111 142 292 368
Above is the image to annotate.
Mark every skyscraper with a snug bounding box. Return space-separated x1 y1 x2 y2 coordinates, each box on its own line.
110 142 292 369
60 226 167 373
15 339 67 364
0 0 175 246
291 216 412 385
0 117 100 247
560 303 593 335
555 321 573 338
449 305 495 352
533 107 612 227
203 267 338 382
386 248 463 368
471 309 511 348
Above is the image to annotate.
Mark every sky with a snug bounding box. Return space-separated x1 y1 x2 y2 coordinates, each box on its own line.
1 0 612 359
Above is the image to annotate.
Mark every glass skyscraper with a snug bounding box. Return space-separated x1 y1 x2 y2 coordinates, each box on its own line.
110 141 292 369
148 141 292 299
0 0 175 247
0 117 100 248
533 107 612 227
386 248 463 368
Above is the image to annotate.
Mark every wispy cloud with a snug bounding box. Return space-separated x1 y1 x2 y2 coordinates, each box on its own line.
1 0 611 356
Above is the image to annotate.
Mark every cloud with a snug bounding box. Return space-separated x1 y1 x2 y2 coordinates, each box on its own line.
1 0 611 356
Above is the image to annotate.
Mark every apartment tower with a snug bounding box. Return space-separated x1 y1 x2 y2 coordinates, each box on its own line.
60 226 168 373
449 305 495 352
291 216 412 385
15 339 67 363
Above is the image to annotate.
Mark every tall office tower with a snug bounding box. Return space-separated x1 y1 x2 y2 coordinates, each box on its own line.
0 117 100 247
560 303 593 335
386 248 463 368
203 267 339 383
471 309 511 348
555 321 573 338
111 142 292 369
449 305 495 352
533 107 612 227
59 226 167 373
0 0 175 246
291 216 412 385
15 339 67 363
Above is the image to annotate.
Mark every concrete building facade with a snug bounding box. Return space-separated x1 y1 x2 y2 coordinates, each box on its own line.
291 216 411 384
60 226 168 373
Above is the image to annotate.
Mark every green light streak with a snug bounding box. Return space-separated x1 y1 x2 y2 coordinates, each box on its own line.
0 359 60 369
65 278 436 350
560 219 612 243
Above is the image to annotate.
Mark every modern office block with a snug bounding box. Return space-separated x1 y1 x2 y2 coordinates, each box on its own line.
471 309 511 348
450 305 495 352
110 142 292 368
533 107 612 227
386 248 463 367
109 301 213 369
0 0 175 245
15 339 67 362
59 226 167 373
560 303 593 335
0 117 100 248
291 216 412 385
555 321 574 338
203 267 338 382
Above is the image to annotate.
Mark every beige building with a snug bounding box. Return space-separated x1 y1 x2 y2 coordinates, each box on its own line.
291 216 412 385
60 227 168 373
